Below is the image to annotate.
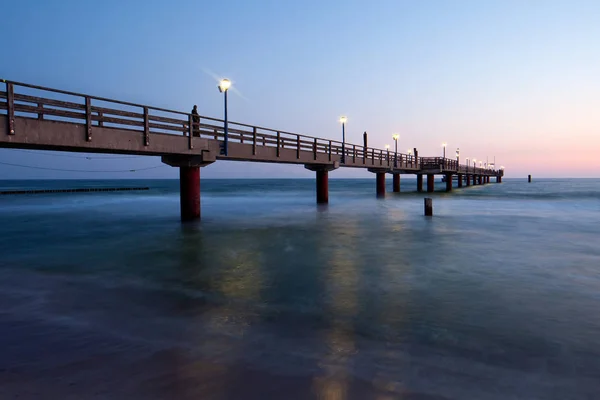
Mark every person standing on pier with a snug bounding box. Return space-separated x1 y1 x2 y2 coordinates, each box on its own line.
191 105 200 137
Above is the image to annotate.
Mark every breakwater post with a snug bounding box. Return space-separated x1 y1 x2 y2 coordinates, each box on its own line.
424 198 433 216
528 175 532 183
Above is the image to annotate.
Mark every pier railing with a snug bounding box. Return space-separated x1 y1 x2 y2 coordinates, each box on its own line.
0 80 498 174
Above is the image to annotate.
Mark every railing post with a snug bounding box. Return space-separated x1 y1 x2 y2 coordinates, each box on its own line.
143 106 149 146
276 131 281 157
188 114 194 149
6 82 14 135
353 144 356 163
252 127 257 155
296 135 300 159
328 140 332 161
85 96 92 142
380 149 383 166
98 111 103 126
240 131 244 144
313 138 317 160
37 103 43 120
372 148 375 165
214 128 218 140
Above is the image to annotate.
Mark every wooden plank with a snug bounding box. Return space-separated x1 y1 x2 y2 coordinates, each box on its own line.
85 97 92 141
93 115 144 129
14 103 85 120
7 83 15 135
143 106 149 146
252 127 257 155
92 105 143 119
14 92 85 110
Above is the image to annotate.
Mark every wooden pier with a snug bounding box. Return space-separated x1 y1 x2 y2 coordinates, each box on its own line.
0 79 503 221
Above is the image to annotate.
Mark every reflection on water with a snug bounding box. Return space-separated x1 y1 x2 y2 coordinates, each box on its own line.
1 179 600 399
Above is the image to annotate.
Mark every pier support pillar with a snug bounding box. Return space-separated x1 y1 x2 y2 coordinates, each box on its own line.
427 174 435 192
376 172 386 197
528 175 532 183
445 173 453 192
478 176 483 185
393 173 400 192
457 174 463 188
162 153 216 222
417 174 423 192
179 167 201 221
316 169 329 203
466 175 471 186
496 176 502 183
305 162 340 204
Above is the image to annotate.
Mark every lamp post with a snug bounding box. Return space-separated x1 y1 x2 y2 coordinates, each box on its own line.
392 134 399 167
442 142 447 159
339 116 347 163
456 147 460 168
465 157 469 171
218 78 231 156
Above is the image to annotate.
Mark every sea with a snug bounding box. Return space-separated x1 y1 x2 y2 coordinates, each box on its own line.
1 178 599 400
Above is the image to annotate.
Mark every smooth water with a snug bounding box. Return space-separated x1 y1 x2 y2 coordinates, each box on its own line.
1 178 600 399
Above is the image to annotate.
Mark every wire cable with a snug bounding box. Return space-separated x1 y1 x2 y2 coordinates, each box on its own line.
0 161 166 173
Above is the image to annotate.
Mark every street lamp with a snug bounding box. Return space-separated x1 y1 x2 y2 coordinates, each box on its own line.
442 142 447 158
392 134 399 167
218 78 232 156
456 147 460 167
339 116 347 163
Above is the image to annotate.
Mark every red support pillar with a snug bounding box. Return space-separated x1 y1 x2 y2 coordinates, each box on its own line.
478 176 482 185
180 166 200 221
316 169 329 204
427 174 435 192
497 175 502 183
393 173 400 192
417 174 423 192
376 172 386 198
457 174 463 188
445 173 453 192
466 175 471 186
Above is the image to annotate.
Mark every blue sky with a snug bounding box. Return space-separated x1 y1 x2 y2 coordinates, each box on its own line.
1 0 599 178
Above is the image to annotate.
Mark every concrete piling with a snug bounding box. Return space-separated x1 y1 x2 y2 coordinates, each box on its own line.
376 172 386 198
179 166 201 221
445 173 453 192
316 169 329 204
417 174 423 192
427 174 435 192
393 173 400 193
528 175 532 183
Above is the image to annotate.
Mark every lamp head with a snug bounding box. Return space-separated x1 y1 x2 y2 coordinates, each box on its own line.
339 116 347 124
218 79 231 93
392 134 399 141
442 142 447 148
385 144 390 150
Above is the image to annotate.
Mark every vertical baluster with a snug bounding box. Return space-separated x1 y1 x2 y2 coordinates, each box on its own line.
252 127 257 155
296 135 300 159
85 96 92 141
277 132 281 157
37 103 43 120
143 106 149 146
188 114 194 149
313 138 317 160
7 82 15 135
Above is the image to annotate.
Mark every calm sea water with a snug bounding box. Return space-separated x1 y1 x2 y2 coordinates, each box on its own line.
1 178 599 399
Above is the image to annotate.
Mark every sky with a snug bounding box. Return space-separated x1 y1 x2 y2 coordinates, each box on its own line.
1 0 599 179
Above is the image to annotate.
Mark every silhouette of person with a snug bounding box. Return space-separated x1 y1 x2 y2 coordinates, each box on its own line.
191 105 200 137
